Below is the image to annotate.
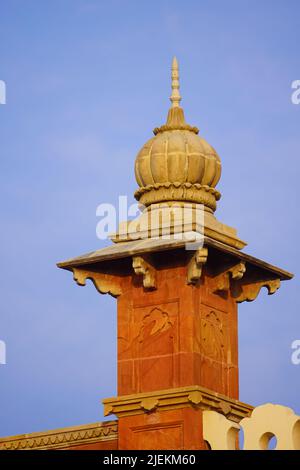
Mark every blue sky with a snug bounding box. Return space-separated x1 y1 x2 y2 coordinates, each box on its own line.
0 0 299 436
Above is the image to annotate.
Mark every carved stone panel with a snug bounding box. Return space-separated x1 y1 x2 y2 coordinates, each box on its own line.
201 310 226 362
198 303 237 397
118 301 179 394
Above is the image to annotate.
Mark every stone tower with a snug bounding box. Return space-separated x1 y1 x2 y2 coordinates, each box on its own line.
57 58 292 450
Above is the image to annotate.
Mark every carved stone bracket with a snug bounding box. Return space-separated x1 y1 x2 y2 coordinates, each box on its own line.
73 268 122 298
212 262 246 293
140 398 159 412
231 278 281 303
188 390 203 406
187 247 208 285
132 256 157 290
218 401 232 416
211 260 281 303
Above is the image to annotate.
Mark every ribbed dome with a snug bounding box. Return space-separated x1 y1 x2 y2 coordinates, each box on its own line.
134 58 222 212
135 130 221 187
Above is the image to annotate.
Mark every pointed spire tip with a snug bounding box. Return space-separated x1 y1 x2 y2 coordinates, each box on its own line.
172 56 178 68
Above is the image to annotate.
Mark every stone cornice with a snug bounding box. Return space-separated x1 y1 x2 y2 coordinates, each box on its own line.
103 386 253 423
57 236 293 282
0 420 118 451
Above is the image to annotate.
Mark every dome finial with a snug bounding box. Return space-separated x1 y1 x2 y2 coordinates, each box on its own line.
170 56 181 108
153 57 199 135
